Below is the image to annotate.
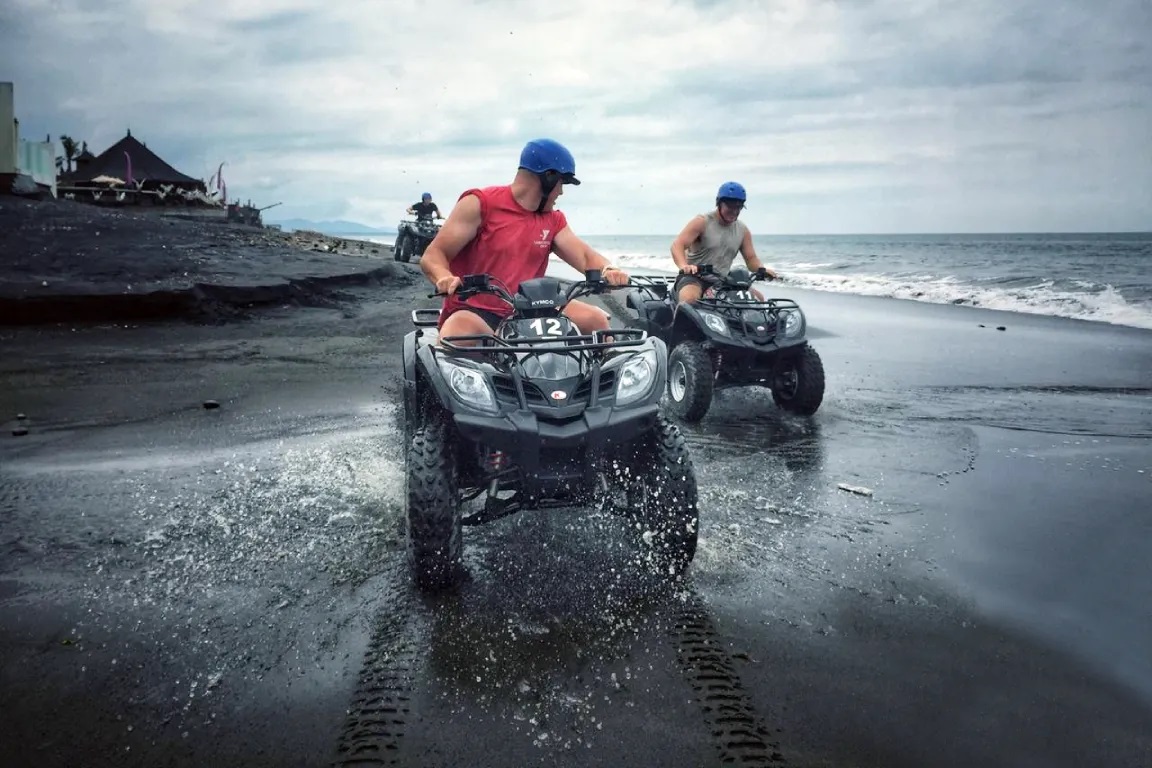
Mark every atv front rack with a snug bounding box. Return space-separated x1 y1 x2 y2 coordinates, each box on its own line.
408 310 654 352
438 327 647 355
440 328 644 412
698 295 801 312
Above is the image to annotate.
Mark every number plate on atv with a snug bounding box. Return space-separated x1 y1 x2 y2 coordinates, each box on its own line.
706 288 758 303
500 316 578 340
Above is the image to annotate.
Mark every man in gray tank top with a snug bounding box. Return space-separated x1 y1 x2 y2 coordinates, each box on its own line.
670 181 777 303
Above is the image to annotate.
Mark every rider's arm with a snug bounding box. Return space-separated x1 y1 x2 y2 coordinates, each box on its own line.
405 206 415 214
434 204 444 219
552 227 629 285
670 216 706 271
420 194 482 293
739 228 777 278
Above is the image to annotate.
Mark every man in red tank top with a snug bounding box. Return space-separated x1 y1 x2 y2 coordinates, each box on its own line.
419 138 630 341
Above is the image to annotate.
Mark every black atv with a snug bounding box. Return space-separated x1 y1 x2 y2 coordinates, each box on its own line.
625 264 825 422
401 269 699 591
393 214 441 263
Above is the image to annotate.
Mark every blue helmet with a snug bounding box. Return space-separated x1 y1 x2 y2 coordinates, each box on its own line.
716 181 746 203
421 192 431 201
518 138 581 185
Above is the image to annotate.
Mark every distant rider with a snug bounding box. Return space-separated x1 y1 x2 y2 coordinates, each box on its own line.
670 181 777 304
419 138 629 340
407 192 443 219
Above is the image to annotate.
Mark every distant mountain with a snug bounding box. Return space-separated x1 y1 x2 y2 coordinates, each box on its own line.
269 218 396 235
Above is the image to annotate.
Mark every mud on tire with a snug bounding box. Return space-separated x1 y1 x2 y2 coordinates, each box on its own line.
405 418 463 591
667 341 714 423
771 344 825 416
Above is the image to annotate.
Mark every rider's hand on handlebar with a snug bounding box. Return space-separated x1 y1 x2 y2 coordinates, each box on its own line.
757 266 779 280
435 275 462 295
603 266 630 287
679 264 698 275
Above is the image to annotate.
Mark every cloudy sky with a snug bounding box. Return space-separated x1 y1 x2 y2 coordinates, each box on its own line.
2 0 1149 234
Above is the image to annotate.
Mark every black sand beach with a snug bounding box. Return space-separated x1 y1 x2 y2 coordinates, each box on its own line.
0 197 407 325
1 197 1150 767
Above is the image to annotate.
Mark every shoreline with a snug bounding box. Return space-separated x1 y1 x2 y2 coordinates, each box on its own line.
546 257 1152 335
3 198 1150 337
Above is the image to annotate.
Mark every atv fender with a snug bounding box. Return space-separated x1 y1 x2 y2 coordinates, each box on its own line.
670 303 711 346
627 290 674 337
414 342 458 413
625 289 647 315
402 330 422 427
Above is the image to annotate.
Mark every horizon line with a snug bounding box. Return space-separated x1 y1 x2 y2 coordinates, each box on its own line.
269 217 1150 238
582 229 1152 237
310 226 1152 237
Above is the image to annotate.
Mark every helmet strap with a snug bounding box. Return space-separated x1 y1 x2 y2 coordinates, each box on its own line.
536 171 561 213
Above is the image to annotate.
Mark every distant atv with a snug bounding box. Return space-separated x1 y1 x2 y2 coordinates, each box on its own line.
394 214 441 263
401 269 699 591
625 264 825 422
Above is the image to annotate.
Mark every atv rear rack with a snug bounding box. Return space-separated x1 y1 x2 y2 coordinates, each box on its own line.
629 275 675 299
411 308 441 327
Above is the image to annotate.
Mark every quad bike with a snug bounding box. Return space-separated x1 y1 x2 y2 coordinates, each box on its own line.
393 214 442 263
401 269 699 591
625 264 825 422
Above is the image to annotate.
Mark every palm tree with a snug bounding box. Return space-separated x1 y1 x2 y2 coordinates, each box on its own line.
59 135 78 173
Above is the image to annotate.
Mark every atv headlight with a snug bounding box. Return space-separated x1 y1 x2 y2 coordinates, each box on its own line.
699 311 730 337
436 357 497 412
615 349 658 406
780 309 806 338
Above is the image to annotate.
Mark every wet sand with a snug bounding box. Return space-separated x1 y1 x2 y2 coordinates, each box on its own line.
1 200 1150 766
680 285 1152 766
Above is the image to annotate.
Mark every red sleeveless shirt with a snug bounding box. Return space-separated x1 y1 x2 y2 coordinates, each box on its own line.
439 185 568 324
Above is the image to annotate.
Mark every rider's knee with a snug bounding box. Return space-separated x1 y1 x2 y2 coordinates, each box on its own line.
677 288 701 304
567 301 609 332
439 311 492 345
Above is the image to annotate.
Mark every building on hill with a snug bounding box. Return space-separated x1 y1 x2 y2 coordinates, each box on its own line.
62 129 206 195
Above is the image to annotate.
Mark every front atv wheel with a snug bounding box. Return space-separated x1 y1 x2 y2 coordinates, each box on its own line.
618 416 699 577
394 233 412 263
667 341 713 423
771 344 825 416
406 419 463 591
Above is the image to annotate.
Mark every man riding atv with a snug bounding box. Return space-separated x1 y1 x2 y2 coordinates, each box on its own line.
407 192 444 220
420 138 629 336
394 193 445 263
671 181 778 303
402 138 700 590
618 181 825 422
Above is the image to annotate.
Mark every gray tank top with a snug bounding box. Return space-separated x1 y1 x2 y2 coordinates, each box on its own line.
685 211 748 275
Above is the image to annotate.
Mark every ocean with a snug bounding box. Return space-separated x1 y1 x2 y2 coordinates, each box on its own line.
342 231 1152 331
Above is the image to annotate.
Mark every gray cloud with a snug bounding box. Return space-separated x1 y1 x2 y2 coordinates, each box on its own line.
1 0 1149 233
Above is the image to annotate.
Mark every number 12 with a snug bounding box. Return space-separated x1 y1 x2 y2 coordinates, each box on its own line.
530 318 564 336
